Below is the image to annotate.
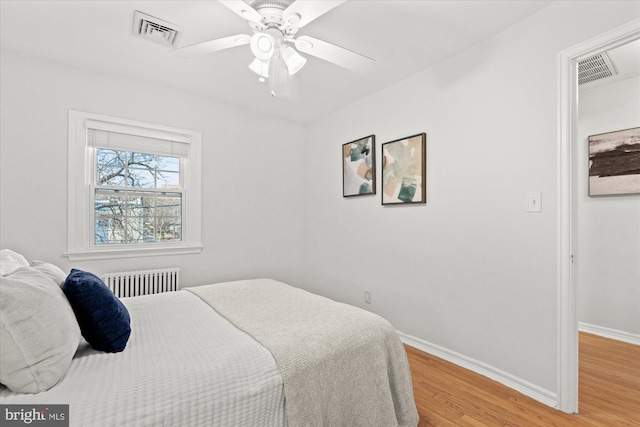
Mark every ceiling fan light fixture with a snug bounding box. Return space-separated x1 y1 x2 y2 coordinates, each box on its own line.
249 57 270 78
250 33 275 60
282 46 306 75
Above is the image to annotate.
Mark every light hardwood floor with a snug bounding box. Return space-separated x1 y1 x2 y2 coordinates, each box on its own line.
405 332 640 426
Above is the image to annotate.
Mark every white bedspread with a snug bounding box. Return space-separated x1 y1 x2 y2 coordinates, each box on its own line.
187 279 419 427
0 291 285 427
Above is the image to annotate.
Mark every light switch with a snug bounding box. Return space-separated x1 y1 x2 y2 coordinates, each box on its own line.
527 192 542 212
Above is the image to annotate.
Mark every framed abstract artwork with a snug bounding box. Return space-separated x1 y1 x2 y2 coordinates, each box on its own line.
588 127 640 196
381 133 426 205
342 135 376 197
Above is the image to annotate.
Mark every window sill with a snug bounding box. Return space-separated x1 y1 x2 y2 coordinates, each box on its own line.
64 245 203 261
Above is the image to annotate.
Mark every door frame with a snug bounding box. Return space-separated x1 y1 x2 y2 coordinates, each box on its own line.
556 18 640 414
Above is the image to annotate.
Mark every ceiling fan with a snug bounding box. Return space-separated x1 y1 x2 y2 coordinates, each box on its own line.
173 0 374 84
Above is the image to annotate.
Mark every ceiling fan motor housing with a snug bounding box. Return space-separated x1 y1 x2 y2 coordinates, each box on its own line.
246 0 296 11
247 0 301 36
256 6 285 25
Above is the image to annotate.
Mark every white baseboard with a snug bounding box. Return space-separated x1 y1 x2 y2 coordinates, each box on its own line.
579 322 640 346
398 331 558 409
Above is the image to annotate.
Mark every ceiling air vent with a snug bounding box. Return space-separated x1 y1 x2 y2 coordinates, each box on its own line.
578 52 618 85
132 11 183 47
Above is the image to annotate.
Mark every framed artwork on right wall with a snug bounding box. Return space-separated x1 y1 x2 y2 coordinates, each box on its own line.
381 133 426 205
588 127 640 196
343 135 376 197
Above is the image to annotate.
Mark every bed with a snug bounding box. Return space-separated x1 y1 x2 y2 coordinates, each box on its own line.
0 251 418 427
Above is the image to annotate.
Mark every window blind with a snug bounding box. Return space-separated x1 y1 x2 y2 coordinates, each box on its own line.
85 121 190 158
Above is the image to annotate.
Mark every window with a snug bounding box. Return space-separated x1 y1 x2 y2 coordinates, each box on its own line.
94 148 182 245
66 111 202 260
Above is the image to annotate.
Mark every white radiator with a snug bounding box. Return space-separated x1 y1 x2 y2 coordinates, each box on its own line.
102 268 180 297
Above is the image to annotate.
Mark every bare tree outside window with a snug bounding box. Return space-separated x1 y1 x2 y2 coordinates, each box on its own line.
95 149 182 245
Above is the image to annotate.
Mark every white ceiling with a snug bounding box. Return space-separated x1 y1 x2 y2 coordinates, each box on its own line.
0 0 556 123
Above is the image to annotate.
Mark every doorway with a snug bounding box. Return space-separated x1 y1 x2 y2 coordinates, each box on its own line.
557 18 640 414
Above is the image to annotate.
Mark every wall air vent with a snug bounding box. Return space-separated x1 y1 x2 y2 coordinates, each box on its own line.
578 52 618 85
132 11 183 47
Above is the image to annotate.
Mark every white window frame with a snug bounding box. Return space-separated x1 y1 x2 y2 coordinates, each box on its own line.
65 110 202 260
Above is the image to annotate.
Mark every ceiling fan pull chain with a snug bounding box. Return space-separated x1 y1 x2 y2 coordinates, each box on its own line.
269 60 277 97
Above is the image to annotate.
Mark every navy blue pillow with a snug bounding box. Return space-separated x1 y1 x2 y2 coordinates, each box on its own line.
63 269 131 353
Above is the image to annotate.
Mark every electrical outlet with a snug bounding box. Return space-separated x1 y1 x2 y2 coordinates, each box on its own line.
364 290 371 304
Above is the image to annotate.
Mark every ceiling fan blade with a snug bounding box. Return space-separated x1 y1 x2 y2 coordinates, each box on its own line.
218 0 262 23
283 0 345 28
172 34 251 57
295 35 374 73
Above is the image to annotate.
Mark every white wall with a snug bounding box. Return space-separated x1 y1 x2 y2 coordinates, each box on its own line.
0 49 307 287
303 1 640 400
577 75 640 337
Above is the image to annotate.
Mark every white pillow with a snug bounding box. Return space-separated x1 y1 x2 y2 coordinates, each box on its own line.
0 249 29 276
30 260 68 287
0 266 81 393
